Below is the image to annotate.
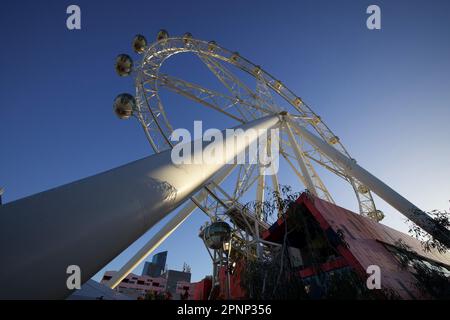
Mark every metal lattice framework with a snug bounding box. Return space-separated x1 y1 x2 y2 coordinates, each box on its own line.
130 33 381 223
107 30 397 289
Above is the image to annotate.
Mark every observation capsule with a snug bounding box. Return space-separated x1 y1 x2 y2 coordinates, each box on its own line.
115 54 133 77
183 32 193 45
132 34 147 54
201 221 232 250
113 93 136 119
157 29 169 41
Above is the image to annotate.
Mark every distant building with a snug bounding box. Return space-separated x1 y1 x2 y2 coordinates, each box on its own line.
101 271 167 300
176 280 195 300
142 251 167 277
101 250 198 300
163 269 191 298
67 279 133 300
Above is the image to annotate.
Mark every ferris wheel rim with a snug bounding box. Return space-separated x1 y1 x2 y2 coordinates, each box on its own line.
137 37 349 153
131 35 380 220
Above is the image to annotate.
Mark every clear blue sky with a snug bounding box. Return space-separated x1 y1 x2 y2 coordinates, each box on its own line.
1 0 450 282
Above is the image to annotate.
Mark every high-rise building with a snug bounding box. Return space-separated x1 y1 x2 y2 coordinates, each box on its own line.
101 271 167 300
142 251 167 277
152 251 168 267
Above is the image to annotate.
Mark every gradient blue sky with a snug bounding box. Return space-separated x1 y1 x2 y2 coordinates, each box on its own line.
1 0 450 282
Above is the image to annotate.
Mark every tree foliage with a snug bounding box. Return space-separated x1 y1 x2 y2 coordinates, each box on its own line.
395 239 450 299
407 208 450 254
240 186 400 299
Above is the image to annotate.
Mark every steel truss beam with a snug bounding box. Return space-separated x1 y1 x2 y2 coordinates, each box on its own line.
0 115 280 299
287 115 450 248
106 164 237 289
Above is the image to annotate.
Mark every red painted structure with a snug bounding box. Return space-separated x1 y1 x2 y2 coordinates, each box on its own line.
217 261 247 299
215 193 450 299
191 277 212 300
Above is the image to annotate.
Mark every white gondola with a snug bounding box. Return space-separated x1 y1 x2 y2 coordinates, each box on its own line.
208 41 217 52
183 32 193 45
156 29 169 41
329 136 340 145
132 34 147 54
230 52 239 62
293 97 303 106
113 93 136 119
201 221 231 250
253 65 262 76
274 80 283 91
357 185 369 194
115 54 133 77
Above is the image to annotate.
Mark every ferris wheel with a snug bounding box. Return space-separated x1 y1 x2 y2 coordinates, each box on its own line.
110 30 386 286
114 30 382 222
108 30 449 288
1 29 448 300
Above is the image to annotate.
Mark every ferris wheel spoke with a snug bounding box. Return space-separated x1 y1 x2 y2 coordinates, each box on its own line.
200 191 228 217
232 164 245 200
264 132 283 217
301 144 349 178
197 177 269 234
303 152 349 180
269 171 282 218
281 147 337 208
157 73 274 123
281 135 348 181
284 120 318 196
196 53 265 120
197 53 254 97
288 117 379 217
281 125 333 202
237 168 261 200
161 86 243 123
232 164 248 200
302 153 334 203
280 151 308 187
157 73 275 117
290 114 351 160
255 76 283 113
279 141 334 203
255 165 266 220
208 179 269 238
313 162 377 217
233 163 258 200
